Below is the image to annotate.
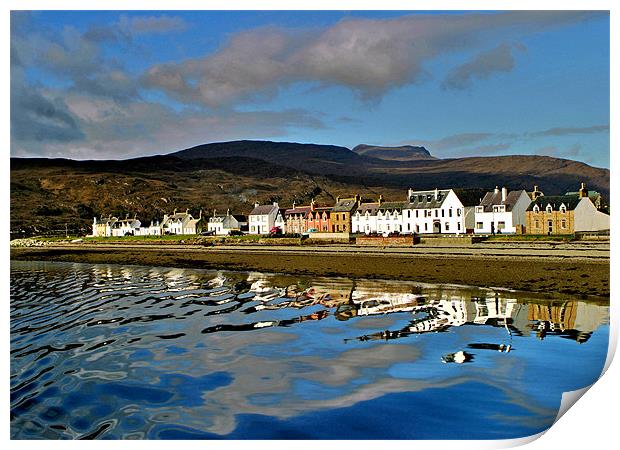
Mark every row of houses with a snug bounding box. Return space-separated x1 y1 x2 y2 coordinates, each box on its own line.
92 182 609 237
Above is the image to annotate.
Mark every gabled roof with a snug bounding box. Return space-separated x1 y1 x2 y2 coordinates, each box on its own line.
284 206 312 217
378 201 406 211
332 198 359 212
527 195 581 211
356 202 380 215
478 189 528 212
250 204 278 215
406 190 451 209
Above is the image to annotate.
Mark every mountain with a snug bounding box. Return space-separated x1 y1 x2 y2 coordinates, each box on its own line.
352 144 434 161
11 140 609 236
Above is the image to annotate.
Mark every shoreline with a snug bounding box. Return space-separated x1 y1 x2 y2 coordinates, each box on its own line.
10 243 610 298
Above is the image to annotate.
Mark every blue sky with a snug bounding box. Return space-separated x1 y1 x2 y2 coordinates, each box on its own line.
10 10 610 167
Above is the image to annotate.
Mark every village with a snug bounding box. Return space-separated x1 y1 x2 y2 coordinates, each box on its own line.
91 182 610 240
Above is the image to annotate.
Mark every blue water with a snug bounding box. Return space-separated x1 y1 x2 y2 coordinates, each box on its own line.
10 261 609 439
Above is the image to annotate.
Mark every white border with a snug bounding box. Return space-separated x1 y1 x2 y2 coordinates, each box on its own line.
3 1 616 449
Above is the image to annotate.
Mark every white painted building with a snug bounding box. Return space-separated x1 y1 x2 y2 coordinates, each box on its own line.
402 188 466 234
135 221 162 236
248 202 279 234
474 187 532 234
352 201 380 234
207 210 247 235
376 201 406 234
111 218 141 237
274 208 287 234
161 210 201 235
573 197 610 232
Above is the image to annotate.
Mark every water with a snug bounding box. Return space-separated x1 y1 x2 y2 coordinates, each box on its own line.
10 260 609 440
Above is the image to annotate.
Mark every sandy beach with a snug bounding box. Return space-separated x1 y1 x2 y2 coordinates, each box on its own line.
10 240 610 297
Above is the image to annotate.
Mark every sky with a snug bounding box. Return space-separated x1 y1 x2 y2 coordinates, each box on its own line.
9 10 610 167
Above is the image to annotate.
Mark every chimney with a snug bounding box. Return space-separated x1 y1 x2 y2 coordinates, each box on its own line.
213 209 216 217
185 208 189 214
199 209 202 220
173 208 177 214
407 188 414 200
355 193 361 205
254 201 259 208
501 187 507 203
310 199 315 211
336 196 340 203
273 201 279 207
494 186 499 194
579 182 588 199
378 194 383 205
226 208 230 216
292 201 296 209
434 188 439 200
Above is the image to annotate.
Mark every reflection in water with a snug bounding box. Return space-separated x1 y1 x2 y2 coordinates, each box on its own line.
10 261 609 440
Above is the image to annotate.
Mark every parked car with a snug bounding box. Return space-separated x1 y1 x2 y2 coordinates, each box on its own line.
269 226 282 235
228 230 244 236
201 230 216 236
307 228 318 233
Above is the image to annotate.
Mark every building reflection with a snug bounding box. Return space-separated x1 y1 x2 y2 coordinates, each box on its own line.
196 272 608 355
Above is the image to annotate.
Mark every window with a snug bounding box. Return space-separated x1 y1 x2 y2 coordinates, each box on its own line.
546 205 553 213
535 220 539 228
498 221 505 230
445 222 450 231
476 206 483 213
435 210 438 218
561 219 567 229
424 223 428 231
441 209 445 217
416 225 420 233
533 205 540 213
449 208 453 217
457 222 461 231
560 205 567 214
407 223 411 231
476 222 483 229
547 220 553 233
457 209 462 217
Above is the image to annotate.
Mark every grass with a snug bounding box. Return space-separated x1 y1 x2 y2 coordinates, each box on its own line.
486 234 575 242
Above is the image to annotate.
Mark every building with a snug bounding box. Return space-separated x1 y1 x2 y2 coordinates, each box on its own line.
376 201 406 234
284 203 312 234
92 216 117 237
248 202 279 234
331 195 360 233
161 209 201 235
274 208 287 234
207 210 247 235
565 183 604 210
402 188 466 234
306 204 332 232
111 217 141 237
474 187 532 234
352 197 381 234
525 184 610 234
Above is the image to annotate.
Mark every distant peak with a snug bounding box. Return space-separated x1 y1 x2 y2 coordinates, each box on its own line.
352 144 434 161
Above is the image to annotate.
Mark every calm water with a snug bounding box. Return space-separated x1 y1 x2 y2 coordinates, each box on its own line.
10 260 609 440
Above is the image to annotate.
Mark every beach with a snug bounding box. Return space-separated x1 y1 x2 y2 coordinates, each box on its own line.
10 240 610 297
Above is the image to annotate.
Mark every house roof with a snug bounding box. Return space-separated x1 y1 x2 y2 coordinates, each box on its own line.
356 203 380 215
378 201 406 211
478 189 528 212
332 198 359 212
406 190 451 209
250 204 278 215
169 212 193 220
527 195 581 211
284 206 312 217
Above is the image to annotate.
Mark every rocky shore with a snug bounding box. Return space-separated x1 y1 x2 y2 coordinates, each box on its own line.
10 241 610 298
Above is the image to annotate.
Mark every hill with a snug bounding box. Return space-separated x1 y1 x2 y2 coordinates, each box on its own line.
10 140 609 236
352 144 434 161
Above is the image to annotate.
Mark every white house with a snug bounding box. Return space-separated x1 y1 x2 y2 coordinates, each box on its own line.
474 187 532 234
573 197 610 232
161 209 201 235
111 217 141 237
135 220 162 236
274 208 287 234
92 216 117 237
402 188 465 234
207 210 247 235
248 202 279 234
352 200 381 234
376 201 406 234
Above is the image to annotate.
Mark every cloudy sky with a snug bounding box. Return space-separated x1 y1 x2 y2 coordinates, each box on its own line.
10 10 610 167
